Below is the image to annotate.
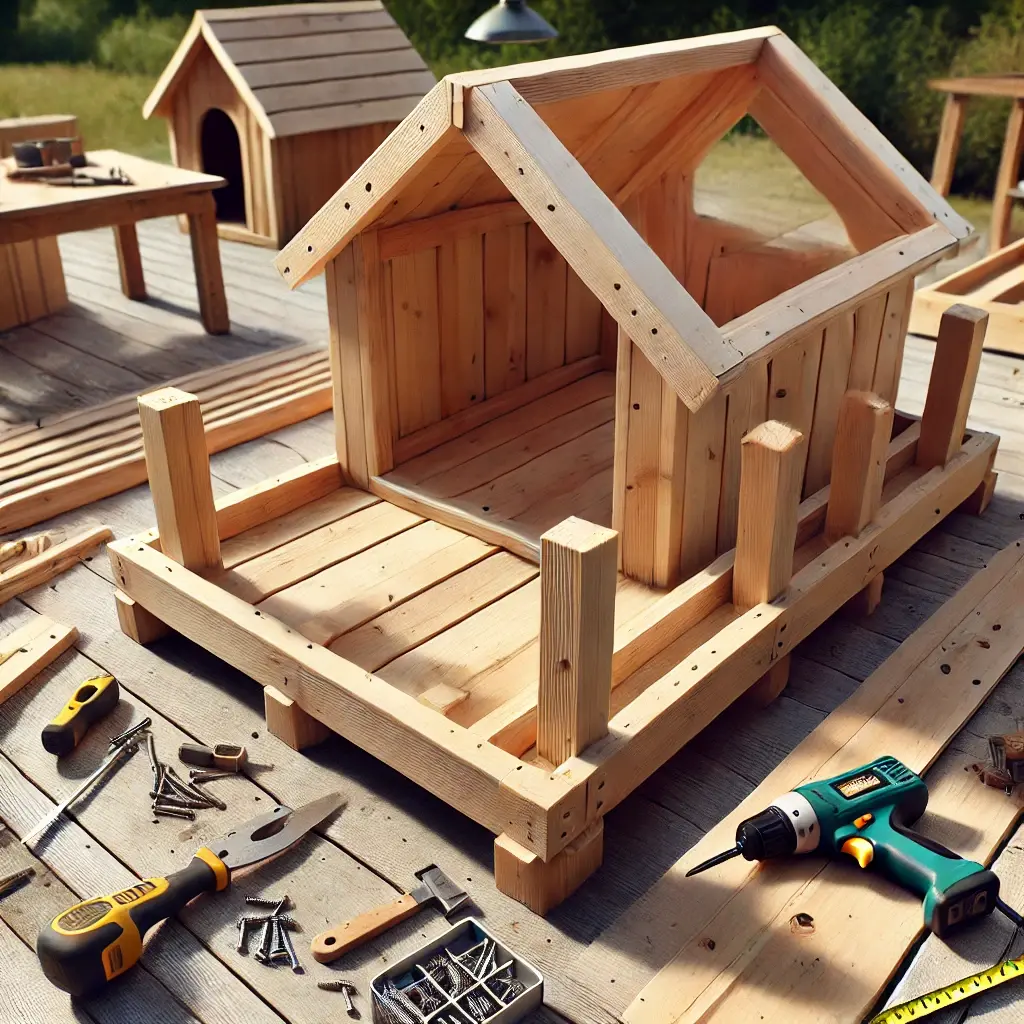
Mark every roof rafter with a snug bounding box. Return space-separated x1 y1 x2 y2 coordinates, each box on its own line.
464 80 741 413
275 81 454 286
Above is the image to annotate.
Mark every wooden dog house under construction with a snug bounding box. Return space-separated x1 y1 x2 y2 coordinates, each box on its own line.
113 28 1000 913
143 2 435 246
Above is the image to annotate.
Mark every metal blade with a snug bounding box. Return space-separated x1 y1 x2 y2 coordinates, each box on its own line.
211 792 344 870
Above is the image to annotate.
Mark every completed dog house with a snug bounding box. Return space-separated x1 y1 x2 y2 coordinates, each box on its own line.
143 1 435 246
113 29 998 914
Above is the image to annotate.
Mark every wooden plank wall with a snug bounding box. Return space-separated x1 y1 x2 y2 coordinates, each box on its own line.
274 121 396 243
387 219 603 444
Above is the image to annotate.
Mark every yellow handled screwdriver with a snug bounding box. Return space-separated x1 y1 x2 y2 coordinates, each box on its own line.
37 791 342 995
42 674 120 756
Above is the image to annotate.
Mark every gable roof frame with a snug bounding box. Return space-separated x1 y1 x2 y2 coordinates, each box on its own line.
143 11 276 137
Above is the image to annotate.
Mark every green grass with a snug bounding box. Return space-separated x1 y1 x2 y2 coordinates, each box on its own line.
0 63 168 162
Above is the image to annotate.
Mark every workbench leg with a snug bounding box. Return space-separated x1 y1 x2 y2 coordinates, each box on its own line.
113 223 146 300
991 98 1024 254
265 685 331 751
494 821 603 916
842 572 885 618
187 195 230 335
115 590 169 644
931 94 967 196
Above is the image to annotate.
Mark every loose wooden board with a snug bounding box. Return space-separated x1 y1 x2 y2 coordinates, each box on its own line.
0 344 331 532
568 537 1024 1024
0 614 77 704
0 527 112 605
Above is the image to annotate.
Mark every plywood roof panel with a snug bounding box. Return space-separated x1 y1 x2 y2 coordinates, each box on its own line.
145 2 435 137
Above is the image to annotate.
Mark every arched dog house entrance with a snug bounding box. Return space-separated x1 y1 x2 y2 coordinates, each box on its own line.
200 108 245 225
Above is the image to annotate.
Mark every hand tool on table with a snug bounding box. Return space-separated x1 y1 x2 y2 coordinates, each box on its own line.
41 674 120 756
312 864 470 963
686 755 1023 938
37 791 342 995
22 739 138 846
179 741 247 772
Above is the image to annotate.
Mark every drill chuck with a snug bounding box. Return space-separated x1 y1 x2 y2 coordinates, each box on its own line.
736 806 799 861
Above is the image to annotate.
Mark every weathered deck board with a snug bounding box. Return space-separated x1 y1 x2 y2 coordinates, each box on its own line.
0 208 1021 1024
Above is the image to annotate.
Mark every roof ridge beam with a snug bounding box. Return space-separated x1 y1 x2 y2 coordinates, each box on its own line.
451 26 779 106
464 80 741 413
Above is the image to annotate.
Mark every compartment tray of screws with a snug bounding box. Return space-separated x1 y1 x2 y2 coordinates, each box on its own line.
369 919 542 1024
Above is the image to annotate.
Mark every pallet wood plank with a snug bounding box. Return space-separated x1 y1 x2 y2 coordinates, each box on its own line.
0 527 112 606
526 222 568 379
483 221 528 398
391 247 442 436
803 312 854 496
438 233 485 417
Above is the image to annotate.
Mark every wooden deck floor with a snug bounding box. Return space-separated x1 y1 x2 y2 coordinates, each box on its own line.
0 223 1023 1024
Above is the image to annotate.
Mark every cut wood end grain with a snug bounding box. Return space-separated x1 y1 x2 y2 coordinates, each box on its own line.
741 419 803 453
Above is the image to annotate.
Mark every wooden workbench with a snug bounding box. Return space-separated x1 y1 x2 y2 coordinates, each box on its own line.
930 74 1024 252
0 150 229 334
0 224 1022 1024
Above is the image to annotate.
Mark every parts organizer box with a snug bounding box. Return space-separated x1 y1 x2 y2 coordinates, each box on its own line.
370 918 543 1024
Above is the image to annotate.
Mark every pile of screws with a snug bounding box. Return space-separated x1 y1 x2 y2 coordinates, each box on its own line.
136 727 229 820
318 979 359 1017
236 894 301 972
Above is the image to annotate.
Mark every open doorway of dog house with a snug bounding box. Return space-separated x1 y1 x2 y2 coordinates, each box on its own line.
200 108 245 225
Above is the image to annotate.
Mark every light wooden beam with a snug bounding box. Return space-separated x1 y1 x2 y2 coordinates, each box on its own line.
916 305 987 471
464 80 737 412
265 684 331 751
138 388 222 572
931 93 967 195
825 391 894 543
537 518 618 766
452 27 778 104
732 421 804 611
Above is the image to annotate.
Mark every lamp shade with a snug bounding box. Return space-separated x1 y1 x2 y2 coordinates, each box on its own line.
465 1 558 44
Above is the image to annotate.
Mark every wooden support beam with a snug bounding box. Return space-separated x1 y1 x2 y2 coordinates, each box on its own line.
991 98 1024 253
494 820 603 916
741 654 791 709
916 304 987 471
537 518 618 766
186 195 230 335
264 684 331 751
842 571 885 618
960 469 998 516
824 391 894 543
138 388 222 572
114 590 169 644
732 421 804 612
931 93 967 196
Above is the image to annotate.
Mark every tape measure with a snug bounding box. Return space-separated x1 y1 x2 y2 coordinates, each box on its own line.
871 957 1024 1022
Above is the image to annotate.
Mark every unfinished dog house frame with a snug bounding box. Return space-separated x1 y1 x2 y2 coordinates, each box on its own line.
112 28 999 914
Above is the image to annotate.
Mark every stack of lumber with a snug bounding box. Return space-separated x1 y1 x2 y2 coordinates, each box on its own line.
0 345 330 532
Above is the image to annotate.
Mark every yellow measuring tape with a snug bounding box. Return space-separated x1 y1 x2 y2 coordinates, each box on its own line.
871 957 1024 1022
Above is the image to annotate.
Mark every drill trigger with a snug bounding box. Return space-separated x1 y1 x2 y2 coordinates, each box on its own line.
841 837 875 869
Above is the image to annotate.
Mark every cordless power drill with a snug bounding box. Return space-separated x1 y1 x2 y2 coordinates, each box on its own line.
687 755 1020 938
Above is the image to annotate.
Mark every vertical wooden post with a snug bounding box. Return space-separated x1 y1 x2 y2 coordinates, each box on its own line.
265 685 331 751
991 98 1024 253
930 94 967 196
138 388 222 572
536 517 617 767
732 421 804 612
825 392 894 543
916 305 988 471
186 194 230 335
114 590 168 644
113 223 146 300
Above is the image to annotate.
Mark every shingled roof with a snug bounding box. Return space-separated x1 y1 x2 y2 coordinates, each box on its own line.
144 1 436 138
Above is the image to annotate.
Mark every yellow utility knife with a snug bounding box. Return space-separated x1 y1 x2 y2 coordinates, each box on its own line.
37 791 342 995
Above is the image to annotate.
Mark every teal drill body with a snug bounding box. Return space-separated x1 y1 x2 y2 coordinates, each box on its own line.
688 756 1001 938
795 757 998 935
